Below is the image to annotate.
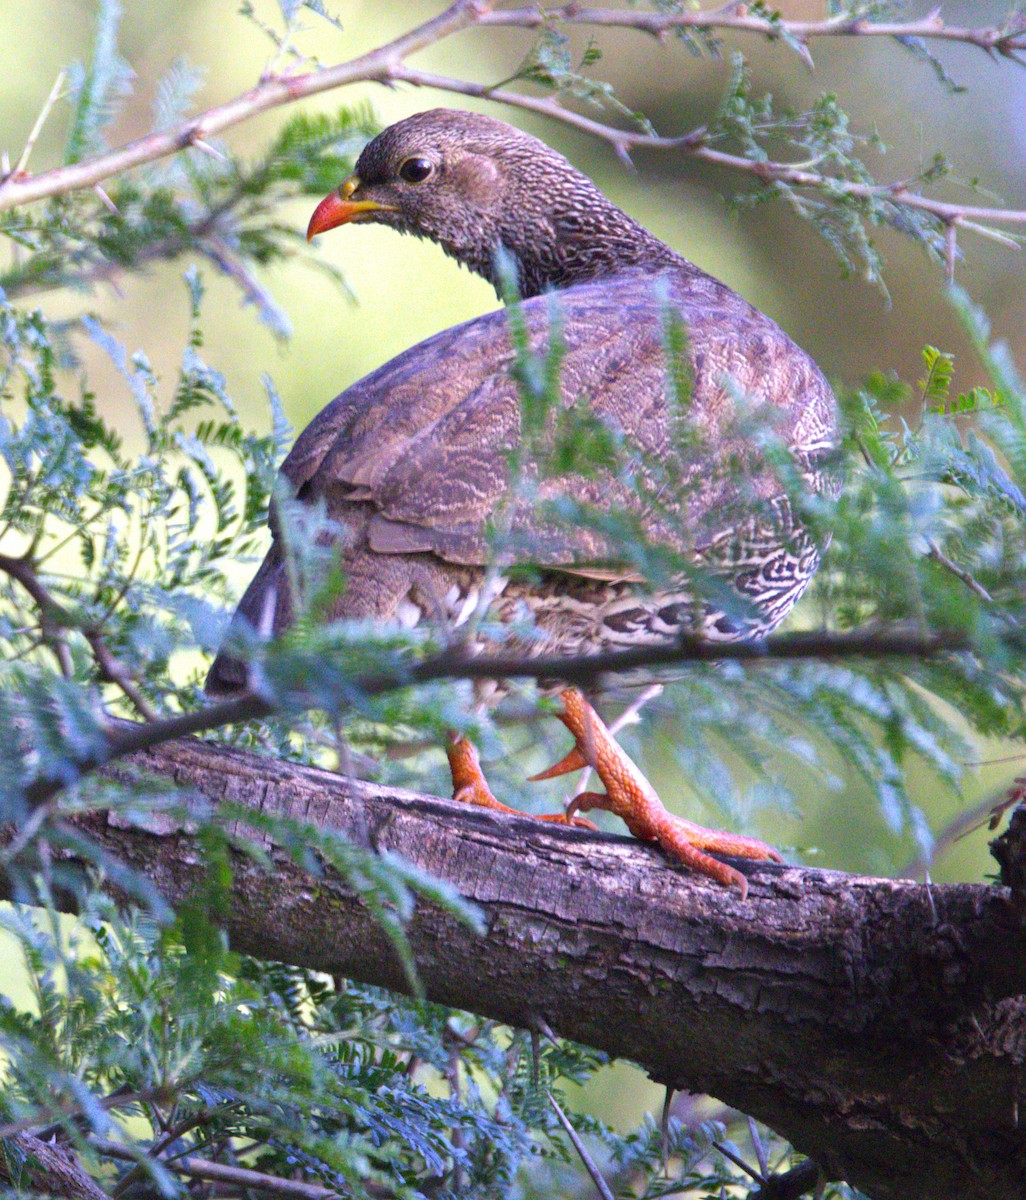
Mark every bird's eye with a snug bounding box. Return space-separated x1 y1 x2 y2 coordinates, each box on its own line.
398 156 434 184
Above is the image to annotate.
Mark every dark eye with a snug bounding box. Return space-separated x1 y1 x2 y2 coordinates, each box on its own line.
399 156 433 184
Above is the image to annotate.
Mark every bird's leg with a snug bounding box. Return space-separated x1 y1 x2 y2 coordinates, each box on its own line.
532 688 782 897
446 732 595 826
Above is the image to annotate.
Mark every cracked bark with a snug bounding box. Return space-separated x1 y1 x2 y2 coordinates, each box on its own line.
5 733 1026 1200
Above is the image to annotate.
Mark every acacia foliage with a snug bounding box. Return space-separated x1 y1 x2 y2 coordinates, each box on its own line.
0 2 1024 1198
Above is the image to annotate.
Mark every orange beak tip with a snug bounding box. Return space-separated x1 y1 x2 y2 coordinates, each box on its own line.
306 192 347 242
306 190 394 242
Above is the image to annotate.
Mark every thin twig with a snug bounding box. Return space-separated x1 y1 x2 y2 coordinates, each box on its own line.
546 1090 615 1200
713 1139 766 1184
0 553 159 722
111 1111 219 1200
925 538 993 601
901 775 1026 879
0 0 487 212
0 1087 174 1141
22 626 975 807
660 1085 673 1173
89 1136 384 1200
389 65 1026 239
84 632 159 722
398 627 967 693
0 552 75 678
480 6 1026 61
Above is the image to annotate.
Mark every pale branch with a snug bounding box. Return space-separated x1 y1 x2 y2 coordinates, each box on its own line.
5 732 1024 1200
0 0 488 212
1 0 1025 260
87 1138 387 1200
388 64 1026 251
22 626 969 807
479 5 1026 62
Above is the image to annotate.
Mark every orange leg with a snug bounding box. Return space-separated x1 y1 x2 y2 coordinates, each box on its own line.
532 688 782 898
446 733 596 828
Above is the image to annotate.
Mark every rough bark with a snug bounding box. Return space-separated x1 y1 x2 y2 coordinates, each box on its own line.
7 734 1026 1200
0 1134 110 1200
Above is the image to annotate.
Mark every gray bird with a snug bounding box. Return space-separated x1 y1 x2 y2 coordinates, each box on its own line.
207 109 839 895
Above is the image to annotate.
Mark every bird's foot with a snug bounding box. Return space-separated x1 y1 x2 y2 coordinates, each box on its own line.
533 688 782 898
446 733 596 828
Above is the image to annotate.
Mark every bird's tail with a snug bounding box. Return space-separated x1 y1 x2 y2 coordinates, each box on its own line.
205 548 291 696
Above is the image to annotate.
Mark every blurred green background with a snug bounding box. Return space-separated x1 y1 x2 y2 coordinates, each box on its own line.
2 0 1026 1123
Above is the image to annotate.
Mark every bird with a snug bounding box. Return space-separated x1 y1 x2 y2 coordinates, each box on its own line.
207 108 839 897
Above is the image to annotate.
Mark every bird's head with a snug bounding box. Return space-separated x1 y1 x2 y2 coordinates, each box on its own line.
307 109 668 297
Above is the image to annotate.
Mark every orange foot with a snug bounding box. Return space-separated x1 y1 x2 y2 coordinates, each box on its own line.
446 732 597 828
531 688 782 898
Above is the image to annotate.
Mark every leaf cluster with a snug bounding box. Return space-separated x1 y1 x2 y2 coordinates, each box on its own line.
0 894 626 1200
2 3 377 335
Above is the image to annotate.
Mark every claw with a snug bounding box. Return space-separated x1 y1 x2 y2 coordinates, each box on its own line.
555 688 781 896
446 733 596 828
528 745 588 781
445 688 780 896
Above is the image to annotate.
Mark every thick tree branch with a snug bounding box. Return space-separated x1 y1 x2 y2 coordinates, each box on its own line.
0 1133 109 1200
6 733 1024 1200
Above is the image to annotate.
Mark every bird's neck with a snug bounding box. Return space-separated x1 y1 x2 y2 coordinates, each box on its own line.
476 175 686 299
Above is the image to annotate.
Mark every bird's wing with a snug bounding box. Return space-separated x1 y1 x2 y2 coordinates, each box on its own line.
286 272 834 569
206 273 837 692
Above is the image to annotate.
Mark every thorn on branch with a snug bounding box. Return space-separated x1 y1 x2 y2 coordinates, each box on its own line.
191 137 228 162
613 142 636 172
93 184 120 216
794 39 815 73
747 1115 770 1179
924 869 938 927
944 221 958 285
10 68 67 183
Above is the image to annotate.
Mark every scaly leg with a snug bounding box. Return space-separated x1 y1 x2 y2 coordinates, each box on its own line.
446 733 596 827
532 688 782 897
